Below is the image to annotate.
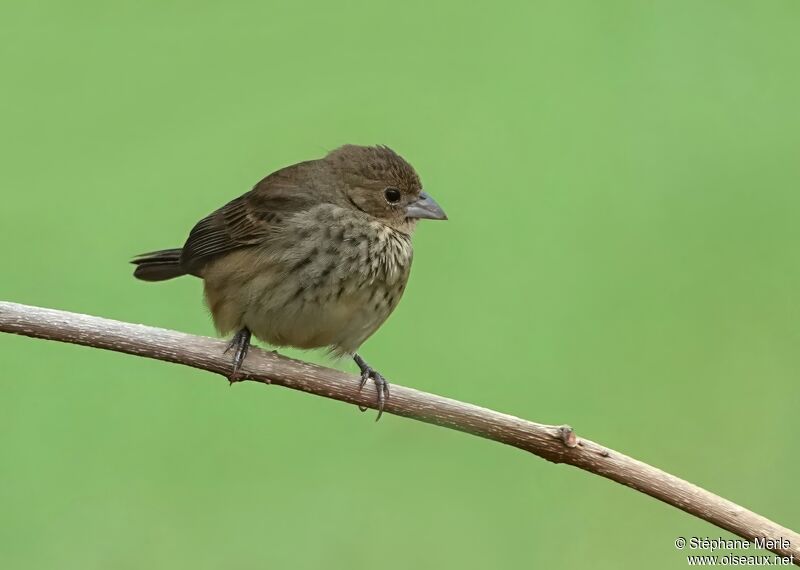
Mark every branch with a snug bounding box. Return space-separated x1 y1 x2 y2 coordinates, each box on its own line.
1 301 797 562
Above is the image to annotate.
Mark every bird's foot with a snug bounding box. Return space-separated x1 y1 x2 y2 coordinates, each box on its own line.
224 328 251 384
353 353 390 421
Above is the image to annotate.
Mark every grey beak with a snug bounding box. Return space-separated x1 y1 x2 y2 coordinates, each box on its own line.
405 192 447 221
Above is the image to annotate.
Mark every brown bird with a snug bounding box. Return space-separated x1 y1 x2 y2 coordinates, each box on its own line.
131 145 446 419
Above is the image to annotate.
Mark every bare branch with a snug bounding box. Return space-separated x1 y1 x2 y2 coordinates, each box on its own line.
1 300 797 562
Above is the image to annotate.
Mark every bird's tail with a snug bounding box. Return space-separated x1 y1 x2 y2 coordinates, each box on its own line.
131 248 187 281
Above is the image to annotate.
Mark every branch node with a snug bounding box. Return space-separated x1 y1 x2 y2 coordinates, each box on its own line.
557 424 578 448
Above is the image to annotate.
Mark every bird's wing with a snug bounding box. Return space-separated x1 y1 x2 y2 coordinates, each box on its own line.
180 162 317 275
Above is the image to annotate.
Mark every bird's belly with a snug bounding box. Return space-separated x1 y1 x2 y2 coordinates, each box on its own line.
243 276 400 354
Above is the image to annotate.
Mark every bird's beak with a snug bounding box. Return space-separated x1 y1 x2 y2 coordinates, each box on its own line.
405 192 447 221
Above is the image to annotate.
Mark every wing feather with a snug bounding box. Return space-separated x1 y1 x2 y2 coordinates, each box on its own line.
180 161 318 275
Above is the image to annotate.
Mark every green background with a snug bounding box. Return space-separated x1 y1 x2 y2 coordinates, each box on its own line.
2 1 798 568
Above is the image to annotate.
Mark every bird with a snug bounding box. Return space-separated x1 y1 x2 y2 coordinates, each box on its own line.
131 144 446 419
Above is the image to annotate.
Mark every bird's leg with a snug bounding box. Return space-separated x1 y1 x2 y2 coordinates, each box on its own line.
224 328 251 384
353 353 390 421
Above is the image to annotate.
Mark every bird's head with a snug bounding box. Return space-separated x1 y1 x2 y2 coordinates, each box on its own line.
325 144 447 233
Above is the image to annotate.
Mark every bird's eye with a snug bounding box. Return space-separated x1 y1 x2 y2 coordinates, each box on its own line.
384 187 402 204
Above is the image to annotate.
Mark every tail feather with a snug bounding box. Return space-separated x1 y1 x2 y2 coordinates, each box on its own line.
131 248 187 281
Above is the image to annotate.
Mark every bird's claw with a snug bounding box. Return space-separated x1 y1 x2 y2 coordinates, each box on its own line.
353 354 390 421
358 368 390 420
224 328 251 384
